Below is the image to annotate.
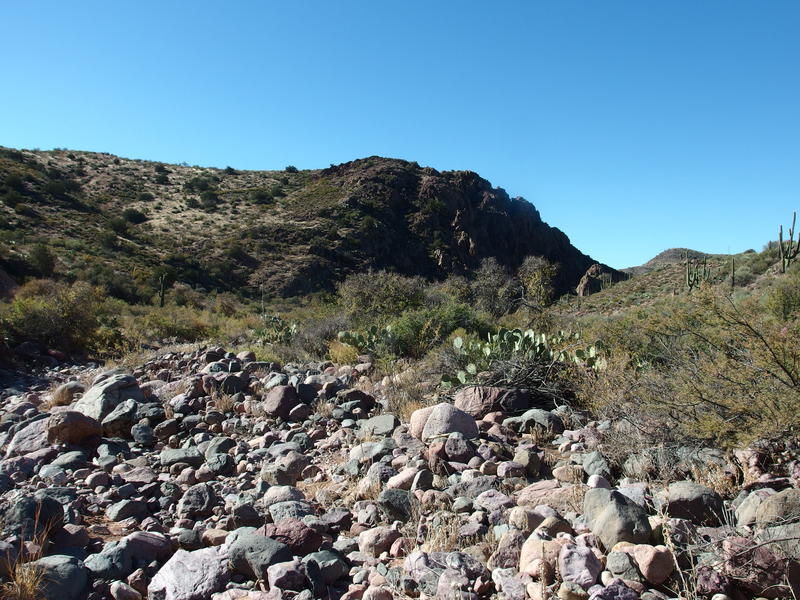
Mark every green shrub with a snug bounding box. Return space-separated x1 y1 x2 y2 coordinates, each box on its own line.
583 288 800 447
337 270 426 324
0 280 106 353
28 243 55 277
137 191 154 202
122 208 147 224
386 301 486 358
284 165 298 173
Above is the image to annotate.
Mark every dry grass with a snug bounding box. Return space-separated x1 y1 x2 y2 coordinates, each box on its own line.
1 507 52 600
0 562 45 600
328 340 359 365
210 392 236 414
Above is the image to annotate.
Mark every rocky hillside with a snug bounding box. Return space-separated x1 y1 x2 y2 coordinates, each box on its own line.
0 346 797 600
0 147 618 300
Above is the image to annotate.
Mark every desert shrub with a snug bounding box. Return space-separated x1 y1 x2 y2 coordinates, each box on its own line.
122 208 147 224
386 301 487 359
287 313 351 360
584 288 800 446
0 280 107 352
122 305 213 343
284 165 298 173
764 271 800 321
337 270 426 324
108 217 129 236
517 255 557 310
249 189 274 204
200 190 220 209
27 243 55 277
328 340 359 364
471 257 517 317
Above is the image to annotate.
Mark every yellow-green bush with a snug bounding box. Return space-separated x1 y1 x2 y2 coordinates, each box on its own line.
581 287 800 447
0 279 106 352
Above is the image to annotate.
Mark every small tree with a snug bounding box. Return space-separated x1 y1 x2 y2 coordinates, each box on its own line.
28 243 55 277
517 255 557 310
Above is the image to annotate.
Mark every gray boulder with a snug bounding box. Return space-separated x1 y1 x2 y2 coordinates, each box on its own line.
28 554 87 600
101 399 139 437
584 488 652 550
420 403 478 441
654 481 724 526
73 373 144 421
177 483 218 519
226 530 293 580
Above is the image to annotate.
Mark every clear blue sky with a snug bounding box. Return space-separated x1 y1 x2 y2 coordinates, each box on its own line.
2 2 798 268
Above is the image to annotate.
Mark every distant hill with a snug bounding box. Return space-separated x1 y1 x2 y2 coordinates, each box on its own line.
624 248 713 276
0 147 620 302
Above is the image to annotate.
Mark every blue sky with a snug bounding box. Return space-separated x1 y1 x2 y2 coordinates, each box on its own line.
2 1 798 268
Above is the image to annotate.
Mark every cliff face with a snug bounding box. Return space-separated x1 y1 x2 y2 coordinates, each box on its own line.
251 157 617 296
0 149 619 299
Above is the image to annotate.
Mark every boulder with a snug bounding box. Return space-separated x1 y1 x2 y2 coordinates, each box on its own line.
46 411 101 445
419 403 478 441
28 554 87 600
263 386 299 420
583 488 652 550
453 386 506 418
655 481 725 526
226 530 293 580
148 546 230 600
73 373 144 421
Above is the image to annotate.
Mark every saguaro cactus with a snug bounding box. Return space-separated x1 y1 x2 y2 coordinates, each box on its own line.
685 252 710 291
779 212 799 273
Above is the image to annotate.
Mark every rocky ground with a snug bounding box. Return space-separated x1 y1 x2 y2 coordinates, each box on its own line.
0 347 798 600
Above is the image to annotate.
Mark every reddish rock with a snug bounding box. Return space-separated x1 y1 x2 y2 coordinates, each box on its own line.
453 386 506 418
260 518 322 555
263 386 299 420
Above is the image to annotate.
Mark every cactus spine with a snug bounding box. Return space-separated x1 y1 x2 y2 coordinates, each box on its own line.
779 211 799 273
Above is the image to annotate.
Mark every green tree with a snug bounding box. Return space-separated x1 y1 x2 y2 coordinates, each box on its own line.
28 243 55 277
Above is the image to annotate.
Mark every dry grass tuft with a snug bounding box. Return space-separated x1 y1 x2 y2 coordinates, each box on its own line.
211 392 236 414
0 562 46 600
328 341 359 365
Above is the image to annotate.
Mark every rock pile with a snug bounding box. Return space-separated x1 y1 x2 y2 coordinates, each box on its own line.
0 348 798 599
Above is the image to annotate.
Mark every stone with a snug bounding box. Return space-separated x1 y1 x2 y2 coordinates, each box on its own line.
261 518 323 555
46 411 101 445
303 549 349 589
263 386 299 420
160 447 204 467
377 488 414 522
267 558 307 591
359 414 400 438
177 483 218 519
6 417 50 456
453 386 506 418
420 403 478 441
107 499 149 522
655 481 724 526
754 488 800 527
409 405 436 440
632 544 673 585
102 399 139 437
110 581 143 600
2 491 64 537
226 531 293 580
584 488 652 550
359 527 401 557
148 546 230 600
73 373 144 421
28 554 87 600
559 543 602 589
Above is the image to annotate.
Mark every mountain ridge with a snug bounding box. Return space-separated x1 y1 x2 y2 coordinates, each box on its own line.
0 147 621 302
